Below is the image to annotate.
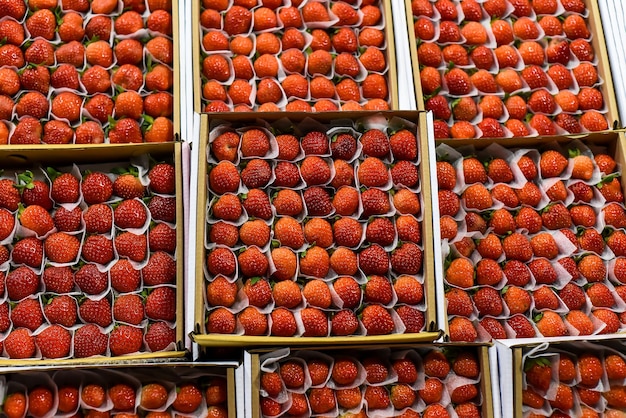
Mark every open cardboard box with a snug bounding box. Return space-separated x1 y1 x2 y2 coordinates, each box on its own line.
404 0 620 130
0 360 238 418
192 1 400 113
244 343 494 418
0 143 186 366
496 334 626 418
433 129 626 341
191 111 440 348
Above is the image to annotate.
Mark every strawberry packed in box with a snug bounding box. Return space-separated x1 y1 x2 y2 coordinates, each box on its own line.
520 342 626 417
199 0 394 112
257 346 488 417
0 156 178 359
412 0 611 139
437 139 626 342
0 367 229 417
0 0 174 144
203 114 427 339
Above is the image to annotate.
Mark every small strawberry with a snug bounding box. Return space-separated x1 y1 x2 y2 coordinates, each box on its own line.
4 328 35 359
12 237 44 268
80 171 113 204
36 325 71 359
449 316 478 342
81 234 115 265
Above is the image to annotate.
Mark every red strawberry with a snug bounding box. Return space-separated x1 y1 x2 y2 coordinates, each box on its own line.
37 325 71 359
49 170 80 204
12 237 44 268
75 263 109 296
84 204 113 234
44 294 77 327
113 173 146 200
4 328 36 359
109 325 144 356
145 321 175 352
115 231 148 262
81 234 114 265
114 199 148 229
6 267 40 300
11 298 43 331
361 304 394 335
82 172 113 204
113 294 145 325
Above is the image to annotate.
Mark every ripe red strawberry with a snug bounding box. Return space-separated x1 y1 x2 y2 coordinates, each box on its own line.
12 237 44 268
472 287 503 317
598 177 624 202
463 184 492 210
73 324 107 358
579 228 605 254
113 294 145 325
445 68 472 96
83 203 112 234
81 234 114 265
449 316 478 342
81 172 113 204
114 199 149 230
4 328 36 359
11 298 43 331
115 231 148 262
389 129 418 161
75 264 108 296
361 304 394 335
360 129 390 158
391 242 423 275
44 294 77 327
558 283 585 310
36 325 71 359
48 170 80 204
541 203 572 230
109 325 144 356
145 321 175 352
108 259 141 293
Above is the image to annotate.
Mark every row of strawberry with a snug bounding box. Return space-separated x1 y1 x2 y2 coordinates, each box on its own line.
0 0 175 144
0 320 174 359
0 367 227 417
522 342 626 416
200 0 393 111
259 347 483 417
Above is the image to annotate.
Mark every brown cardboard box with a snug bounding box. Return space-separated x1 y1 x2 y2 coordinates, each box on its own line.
192 111 439 347
497 335 626 418
0 143 186 366
405 0 620 132
246 343 494 417
0 361 237 417
433 130 626 342
192 2 400 113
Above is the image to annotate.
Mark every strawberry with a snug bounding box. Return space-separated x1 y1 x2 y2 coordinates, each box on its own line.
578 354 603 387
581 111 609 132
462 159 488 185
11 297 43 331
361 304 394 335
541 203 572 229
533 285 559 310
44 294 77 327
113 294 145 325
49 170 80 204
473 287 503 317
569 181 594 202
81 234 114 265
296 306 327 337
109 324 144 356
12 237 44 268
391 242 423 275
18 204 52 237
6 267 39 300
578 253 606 282
463 184 493 210
445 68 472 96
73 325 108 358
36 325 72 359
4 328 35 359
75 264 108 296
238 245 269 277
146 321 176 350
449 316 478 342
579 228 605 254
360 129 390 159
114 199 148 230
558 283 585 310
239 189 271 221
598 177 624 202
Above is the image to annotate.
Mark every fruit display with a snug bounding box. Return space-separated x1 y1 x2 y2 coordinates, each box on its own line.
196 112 435 344
0 366 230 417
514 340 626 417
408 0 617 138
0 0 176 144
0 145 181 360
254 345 491 417
437 137 626 342
197 0 397 112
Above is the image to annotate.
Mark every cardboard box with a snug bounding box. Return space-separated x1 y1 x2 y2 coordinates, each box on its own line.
404 0 620 134
192 111 440 347
245 343 494 418
496 335 626 418
0 143 186 365
432 130 626 341
0 361 237 417
192 1 400 113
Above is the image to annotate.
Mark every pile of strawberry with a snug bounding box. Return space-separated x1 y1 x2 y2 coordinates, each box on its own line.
200 0 392 112
260 347 485 417
414 0 610 139
0 0 174 144
204 116 426 338
523 345 626 417
0 368 228 417
438 141 626 342
0 158 177 359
